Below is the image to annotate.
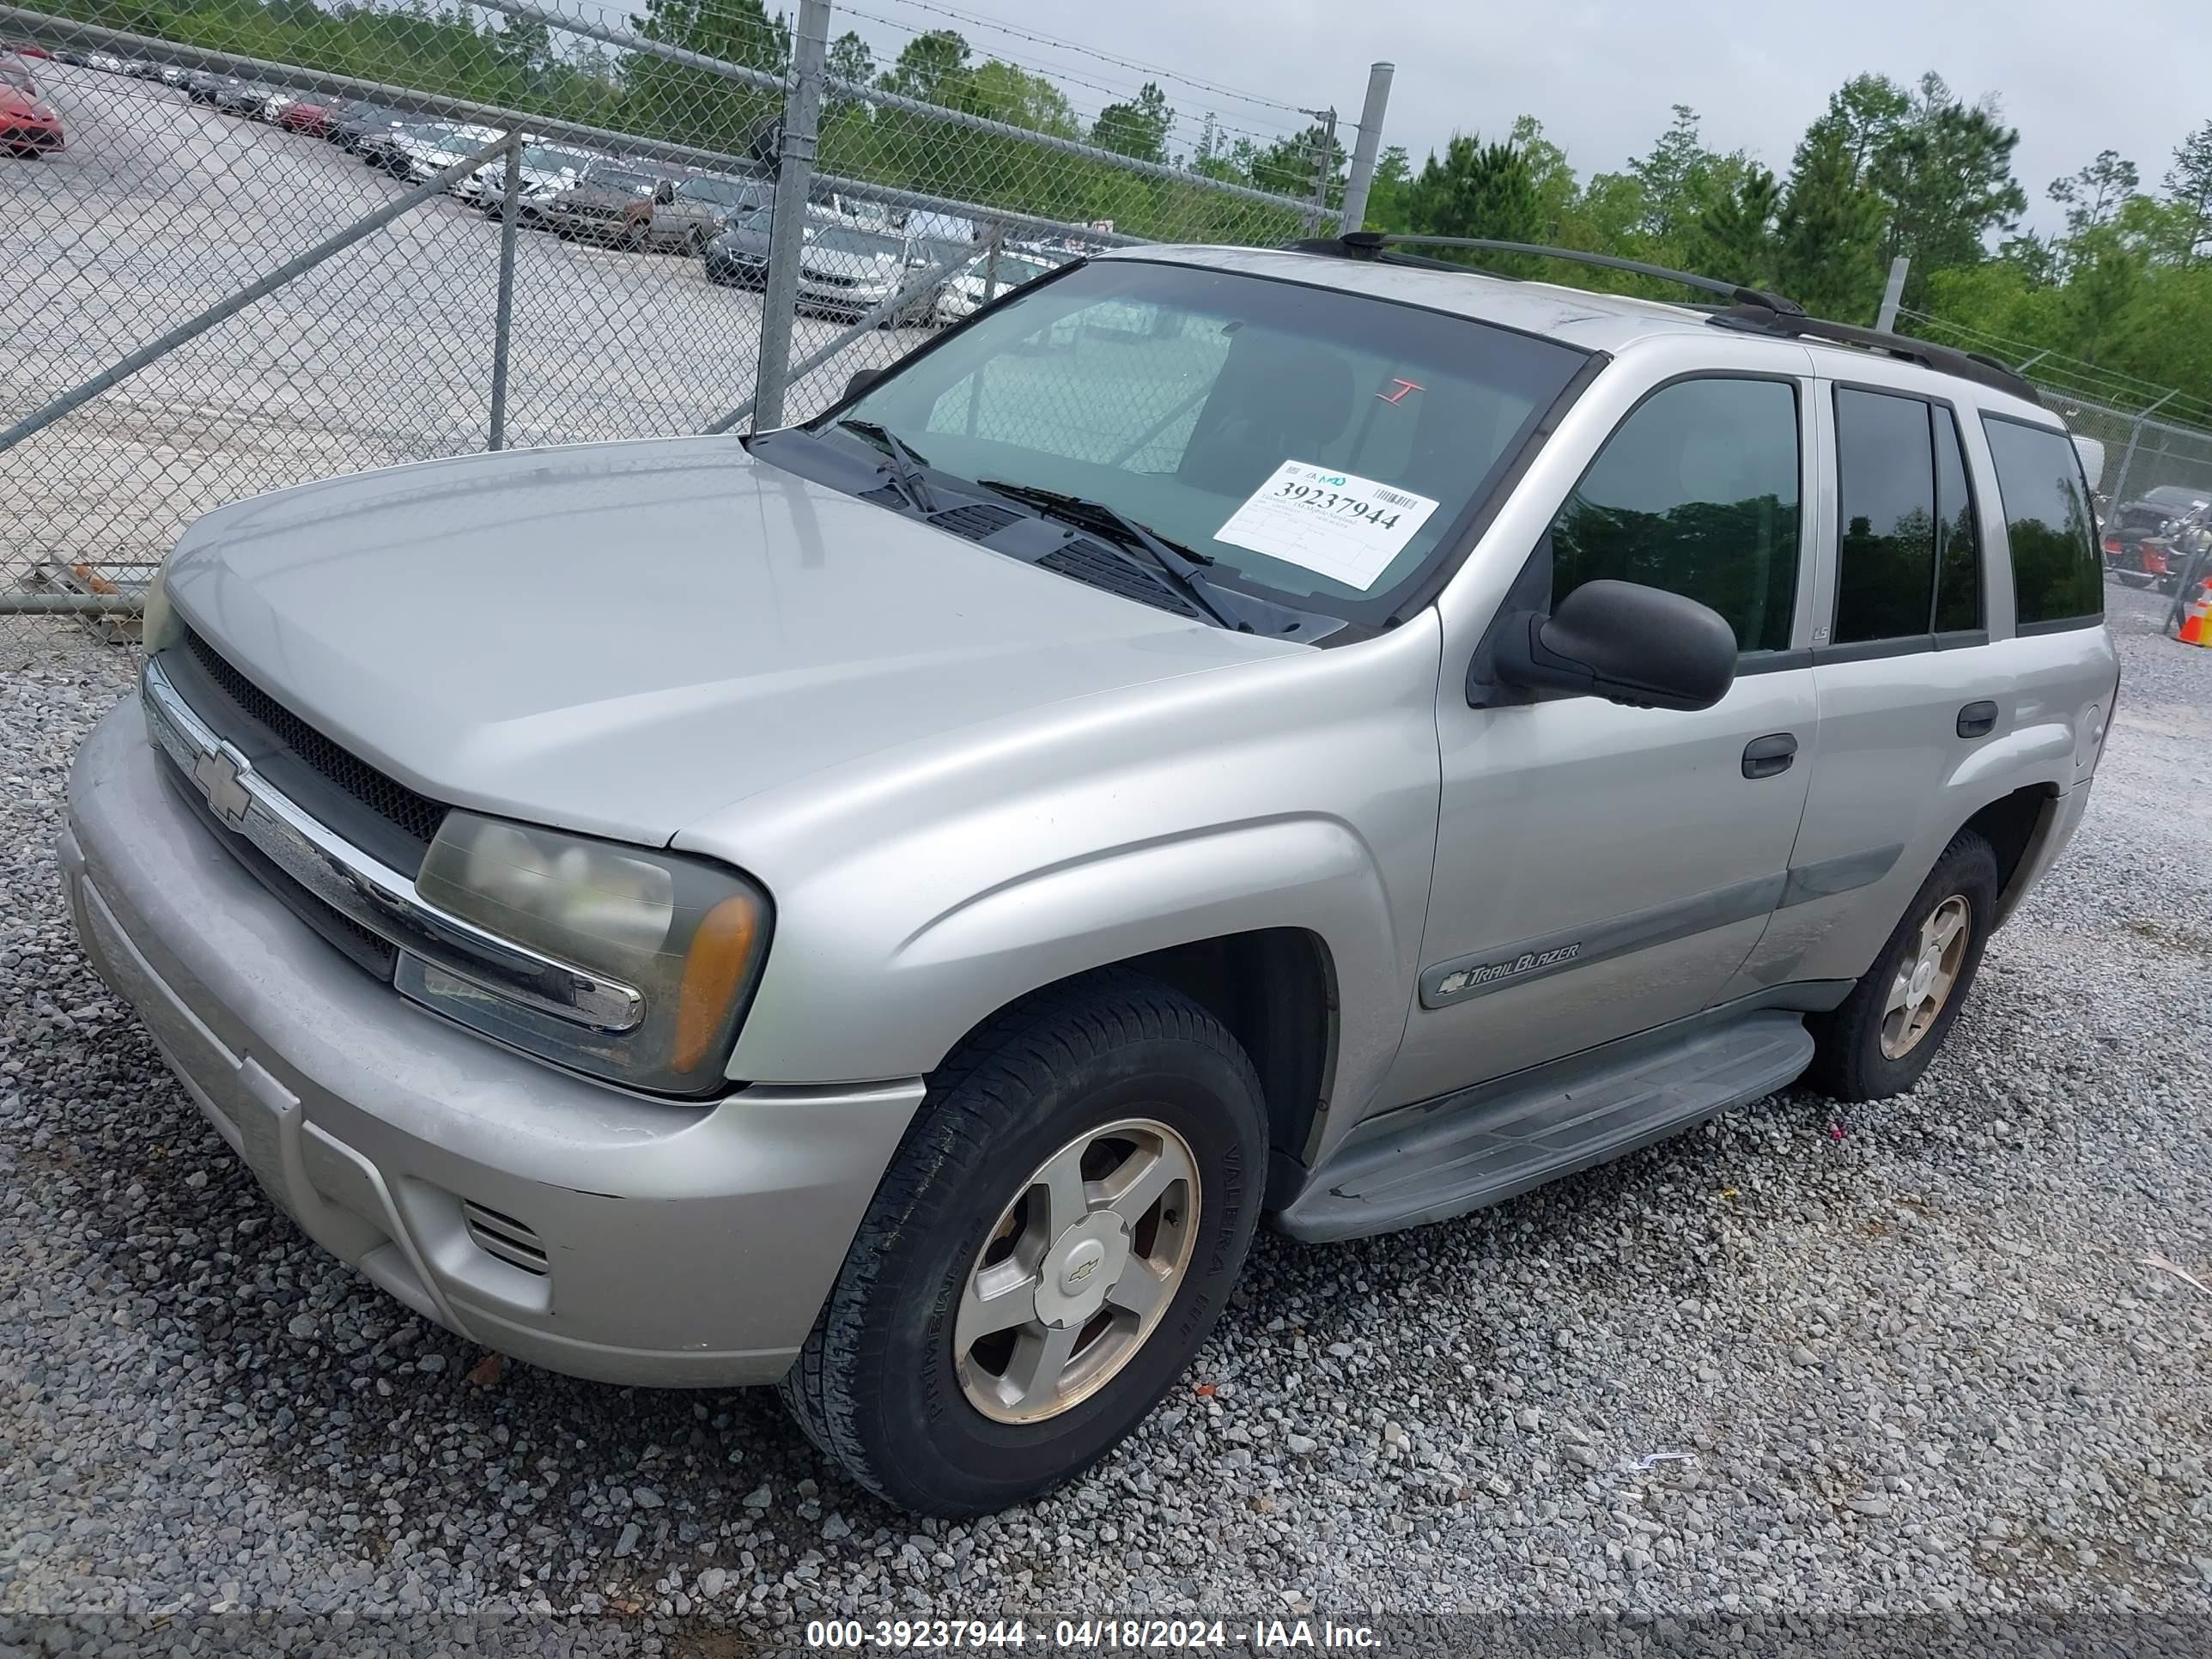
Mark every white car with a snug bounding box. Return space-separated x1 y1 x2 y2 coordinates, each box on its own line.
933 249 1065 325
382 122 501 187
459 141 599 210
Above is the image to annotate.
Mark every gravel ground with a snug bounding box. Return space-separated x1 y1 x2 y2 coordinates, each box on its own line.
2 581 2209 1655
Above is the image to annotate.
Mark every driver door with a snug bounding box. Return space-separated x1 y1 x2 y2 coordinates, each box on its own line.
1383 369 1823 1107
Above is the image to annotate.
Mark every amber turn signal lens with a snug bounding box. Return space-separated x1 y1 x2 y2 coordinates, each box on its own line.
673 894 763 1071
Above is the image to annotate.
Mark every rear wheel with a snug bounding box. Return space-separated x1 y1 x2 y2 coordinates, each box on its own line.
780 970 1267 1516
1806 830 1998 1101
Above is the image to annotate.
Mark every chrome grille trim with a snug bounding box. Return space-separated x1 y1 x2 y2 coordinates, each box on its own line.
141 657 646 1034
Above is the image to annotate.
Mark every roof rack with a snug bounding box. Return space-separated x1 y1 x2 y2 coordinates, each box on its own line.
1294 231 1805 315
1711 302 2044 404
1285 231 2045 407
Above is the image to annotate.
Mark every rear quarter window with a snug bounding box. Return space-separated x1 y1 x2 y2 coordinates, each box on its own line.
1980 416 2102 630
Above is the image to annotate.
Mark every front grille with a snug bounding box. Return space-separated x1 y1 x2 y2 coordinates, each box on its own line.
155 747 400 980
804 268 861 289
1039 538 1201 617
463 1201 549 1275
181 626 448 853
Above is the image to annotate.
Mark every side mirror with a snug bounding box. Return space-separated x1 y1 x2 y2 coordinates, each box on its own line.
843 368 885 402
653 180 675 205
1492 580 1737 712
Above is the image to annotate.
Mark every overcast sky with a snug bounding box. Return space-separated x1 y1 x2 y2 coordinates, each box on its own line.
844 0 2210 238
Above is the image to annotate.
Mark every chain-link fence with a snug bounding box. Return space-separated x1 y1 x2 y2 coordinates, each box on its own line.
0 0 1376 649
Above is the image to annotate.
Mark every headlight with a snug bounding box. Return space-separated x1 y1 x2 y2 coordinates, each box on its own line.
139 561 180 654
399 812 769 1096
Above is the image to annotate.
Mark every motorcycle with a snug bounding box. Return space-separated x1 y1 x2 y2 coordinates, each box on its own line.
2160 503 2212 635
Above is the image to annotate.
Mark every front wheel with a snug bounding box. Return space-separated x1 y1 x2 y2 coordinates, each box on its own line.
1806 830 1998 1101
781 970 1267 1516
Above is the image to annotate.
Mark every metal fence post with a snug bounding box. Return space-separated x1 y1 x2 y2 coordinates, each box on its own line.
981 225 1004 306
1302 109 1336 234
488 131 524 452
753 0 832 431
1875 257 1910 331
1337 64 1395 234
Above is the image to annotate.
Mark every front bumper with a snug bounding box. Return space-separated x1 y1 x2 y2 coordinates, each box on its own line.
62 699 923 1386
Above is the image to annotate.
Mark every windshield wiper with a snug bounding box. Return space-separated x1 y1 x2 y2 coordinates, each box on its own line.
834 419 937 514
974 479 1244 630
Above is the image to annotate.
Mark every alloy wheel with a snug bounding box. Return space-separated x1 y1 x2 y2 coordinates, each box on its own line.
954 1118 1200 1425
1879 894 1972 1059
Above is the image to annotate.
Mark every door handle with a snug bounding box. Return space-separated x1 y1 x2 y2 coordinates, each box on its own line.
1957 701 1999 739
1742 732 1798 779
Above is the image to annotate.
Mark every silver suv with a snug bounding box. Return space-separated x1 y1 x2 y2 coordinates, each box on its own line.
61 237 2118 1516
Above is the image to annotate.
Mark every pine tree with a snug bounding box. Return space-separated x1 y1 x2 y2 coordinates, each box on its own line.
2049 149 2139 239
1692 166 1782 288
1776 122 1888 319
1404 136 1541 270
2166 120 2212 267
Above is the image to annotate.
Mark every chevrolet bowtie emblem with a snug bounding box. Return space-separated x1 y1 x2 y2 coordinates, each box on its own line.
191 744 253 830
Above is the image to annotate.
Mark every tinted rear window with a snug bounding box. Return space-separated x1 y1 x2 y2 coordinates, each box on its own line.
1833 388 1936 645
1981 416 2102 628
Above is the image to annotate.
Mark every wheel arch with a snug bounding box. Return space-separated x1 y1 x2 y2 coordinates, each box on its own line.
1966 781 2065 927
998 928 1342 1207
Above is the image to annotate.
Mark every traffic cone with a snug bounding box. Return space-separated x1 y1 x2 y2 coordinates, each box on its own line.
2179 584 2212 647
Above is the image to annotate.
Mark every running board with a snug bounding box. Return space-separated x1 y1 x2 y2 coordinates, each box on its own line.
1278 1011 1814 1243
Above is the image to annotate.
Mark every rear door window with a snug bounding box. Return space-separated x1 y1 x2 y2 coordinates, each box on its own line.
1981 416 2103 629
1931 406 1981 634
1830 389 1985 646
1832 389 1936 645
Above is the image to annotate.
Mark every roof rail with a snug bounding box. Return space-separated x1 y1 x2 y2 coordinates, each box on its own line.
1712 303 2045 404
1285 231 2046 407
1296 231 1806 315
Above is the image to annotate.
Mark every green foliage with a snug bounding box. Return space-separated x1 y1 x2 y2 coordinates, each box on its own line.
1871 75 2027 302
1091 82 1172 166
2166 120 2212 266
1404 135 1541 264
1775 121 1887 318
627 0 786 155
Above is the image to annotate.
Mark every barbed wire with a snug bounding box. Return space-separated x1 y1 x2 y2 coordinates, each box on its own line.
826 2 1322 156
1898 307 2212 428
853 0 1328 122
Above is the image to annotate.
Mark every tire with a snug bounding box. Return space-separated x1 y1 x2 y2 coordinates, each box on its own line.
1805 830 1999 1102
780 969 1267 1516
2119 572 2154 589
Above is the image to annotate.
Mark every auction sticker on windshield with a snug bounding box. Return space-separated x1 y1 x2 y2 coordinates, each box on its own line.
1214 460 1439 591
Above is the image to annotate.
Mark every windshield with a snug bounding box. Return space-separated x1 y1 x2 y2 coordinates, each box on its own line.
825 258 1587 617
811 228 904 261
966 254 1054 285
585 163 655 192
525 144 592 172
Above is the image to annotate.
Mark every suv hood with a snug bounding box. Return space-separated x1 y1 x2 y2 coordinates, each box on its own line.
161 437 1287 846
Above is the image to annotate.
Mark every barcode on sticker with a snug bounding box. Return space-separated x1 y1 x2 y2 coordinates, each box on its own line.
1371 487 1420 508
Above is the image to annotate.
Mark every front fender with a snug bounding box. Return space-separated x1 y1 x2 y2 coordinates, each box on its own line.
729 810 1414 1102
706 617 1446 1125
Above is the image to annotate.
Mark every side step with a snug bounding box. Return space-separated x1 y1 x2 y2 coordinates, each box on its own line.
1278 1012 1814 1243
